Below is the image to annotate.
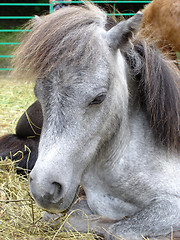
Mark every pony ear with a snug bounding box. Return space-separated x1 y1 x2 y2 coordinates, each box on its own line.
107 11 143 50
33 15 42 22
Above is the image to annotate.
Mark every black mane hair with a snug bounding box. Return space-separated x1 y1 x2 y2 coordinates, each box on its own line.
125 40 180 151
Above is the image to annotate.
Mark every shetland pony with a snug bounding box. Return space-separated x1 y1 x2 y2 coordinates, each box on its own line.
2 3 180 239
1 0 179 173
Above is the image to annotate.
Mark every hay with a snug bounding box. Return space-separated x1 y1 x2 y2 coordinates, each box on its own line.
0 157 101 240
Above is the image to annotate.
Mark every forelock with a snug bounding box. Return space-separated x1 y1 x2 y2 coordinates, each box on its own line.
12 4 108 79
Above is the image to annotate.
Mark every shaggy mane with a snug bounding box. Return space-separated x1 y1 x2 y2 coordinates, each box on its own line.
12 4 180 151
126 40 180 151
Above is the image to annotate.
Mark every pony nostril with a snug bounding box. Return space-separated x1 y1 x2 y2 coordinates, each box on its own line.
51 182 64 202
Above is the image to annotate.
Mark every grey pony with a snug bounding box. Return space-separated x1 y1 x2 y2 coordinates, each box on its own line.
13 4 180 240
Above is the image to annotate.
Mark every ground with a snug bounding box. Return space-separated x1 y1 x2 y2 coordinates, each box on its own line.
0 74 36 136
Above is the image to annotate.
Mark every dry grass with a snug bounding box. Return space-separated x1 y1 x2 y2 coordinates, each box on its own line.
0 75 36 136
0 158 100 240
0 75 101 240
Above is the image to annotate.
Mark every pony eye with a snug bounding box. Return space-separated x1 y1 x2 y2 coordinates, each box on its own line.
90 94 106 105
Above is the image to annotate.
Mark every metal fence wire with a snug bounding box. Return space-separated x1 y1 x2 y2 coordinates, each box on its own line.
5 1 179 71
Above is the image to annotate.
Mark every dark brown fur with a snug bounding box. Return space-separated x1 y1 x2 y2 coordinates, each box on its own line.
16 100 42 138
0 100 42 173
0 134 39 174
126 40 180 151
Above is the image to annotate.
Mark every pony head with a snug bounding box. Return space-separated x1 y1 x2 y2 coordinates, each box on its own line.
23 5 142 212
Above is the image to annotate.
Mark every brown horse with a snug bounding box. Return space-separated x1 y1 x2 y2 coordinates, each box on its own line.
140 0 180 60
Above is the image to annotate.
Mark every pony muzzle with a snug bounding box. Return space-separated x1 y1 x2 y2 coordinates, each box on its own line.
29 169 80 213
29 177 63 210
